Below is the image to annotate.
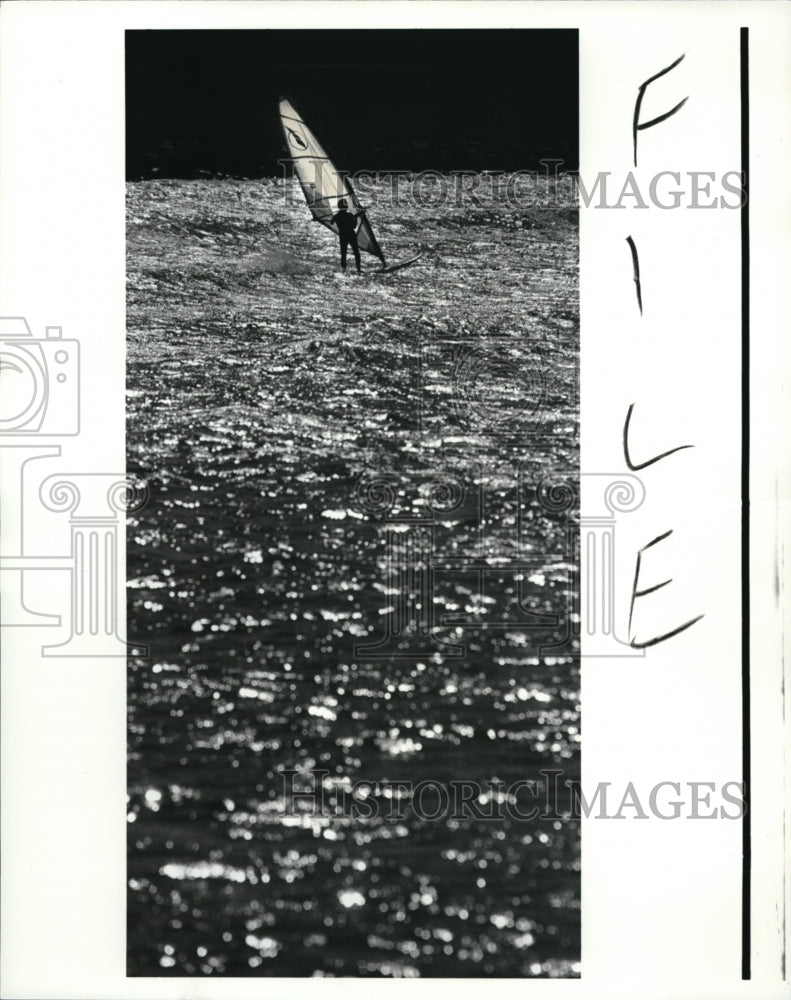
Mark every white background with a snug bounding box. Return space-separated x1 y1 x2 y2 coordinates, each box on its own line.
0 3 788 998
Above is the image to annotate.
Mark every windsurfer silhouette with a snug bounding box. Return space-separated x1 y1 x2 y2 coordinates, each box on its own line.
332 198 363 273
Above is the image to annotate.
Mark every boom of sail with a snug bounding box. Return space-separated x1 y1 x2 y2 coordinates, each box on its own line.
279 97 386 264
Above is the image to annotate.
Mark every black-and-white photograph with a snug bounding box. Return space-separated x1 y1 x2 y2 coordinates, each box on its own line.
4 1 791 997
125 29 580 978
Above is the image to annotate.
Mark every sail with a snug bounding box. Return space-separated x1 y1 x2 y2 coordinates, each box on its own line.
279 98 385 263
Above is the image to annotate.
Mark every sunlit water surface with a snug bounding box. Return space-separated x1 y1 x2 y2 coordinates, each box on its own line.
127 176 580 977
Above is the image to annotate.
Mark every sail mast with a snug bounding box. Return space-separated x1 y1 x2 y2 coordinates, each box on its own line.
278 98 385 263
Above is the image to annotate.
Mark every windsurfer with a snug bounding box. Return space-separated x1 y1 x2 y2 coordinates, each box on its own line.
332 198 363 273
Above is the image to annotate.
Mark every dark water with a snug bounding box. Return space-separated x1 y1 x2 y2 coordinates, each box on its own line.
127 176 580 977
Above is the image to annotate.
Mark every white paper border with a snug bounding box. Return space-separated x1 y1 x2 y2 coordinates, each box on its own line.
0 2 788 998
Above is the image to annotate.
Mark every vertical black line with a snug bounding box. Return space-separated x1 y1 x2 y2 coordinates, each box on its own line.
740 24 751 982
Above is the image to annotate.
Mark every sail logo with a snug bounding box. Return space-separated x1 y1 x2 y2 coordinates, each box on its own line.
287 128 308 151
